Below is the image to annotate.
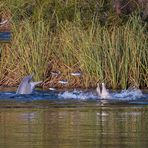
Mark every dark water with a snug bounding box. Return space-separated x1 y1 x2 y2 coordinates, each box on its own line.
0 32 11 42
0 88 148 148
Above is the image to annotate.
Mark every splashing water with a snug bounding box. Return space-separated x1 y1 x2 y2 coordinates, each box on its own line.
113 87 143 100
58 89 98 100
58 87 145 101
0 87 147 105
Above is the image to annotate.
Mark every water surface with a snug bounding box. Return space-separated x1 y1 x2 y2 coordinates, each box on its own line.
0 87 148 148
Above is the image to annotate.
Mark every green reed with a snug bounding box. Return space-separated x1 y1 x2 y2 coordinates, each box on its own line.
11 20 52 81
0 0 147 88
52 17 147 88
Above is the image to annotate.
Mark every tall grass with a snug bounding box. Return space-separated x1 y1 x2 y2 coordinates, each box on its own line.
11 20 52 80
0 0 147 88
53 17 147 89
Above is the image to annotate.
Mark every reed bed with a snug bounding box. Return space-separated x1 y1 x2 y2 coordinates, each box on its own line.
0 0 147 89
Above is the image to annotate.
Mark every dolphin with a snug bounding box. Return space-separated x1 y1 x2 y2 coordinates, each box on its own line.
16 74 42 94
96 83 111 99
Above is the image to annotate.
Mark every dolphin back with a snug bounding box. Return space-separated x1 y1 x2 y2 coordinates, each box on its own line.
16 81 32 94
16 74 34 94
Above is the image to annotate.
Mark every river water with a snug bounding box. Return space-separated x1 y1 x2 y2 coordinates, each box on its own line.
0 87 148 148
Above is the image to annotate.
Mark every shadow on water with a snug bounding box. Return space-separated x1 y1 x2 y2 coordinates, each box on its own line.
0 87 148 148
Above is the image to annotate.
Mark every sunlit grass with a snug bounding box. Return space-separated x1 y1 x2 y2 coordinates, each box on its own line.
11 20 52 80
49 18 147 88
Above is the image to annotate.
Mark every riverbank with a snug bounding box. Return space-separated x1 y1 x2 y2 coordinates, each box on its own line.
0 0 147 89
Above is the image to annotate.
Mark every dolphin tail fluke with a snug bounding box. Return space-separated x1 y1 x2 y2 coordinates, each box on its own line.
96 83 101 96
101 83 110 98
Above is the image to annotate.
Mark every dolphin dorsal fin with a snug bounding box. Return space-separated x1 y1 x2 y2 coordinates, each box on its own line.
30 81 42 86
30 81 42 89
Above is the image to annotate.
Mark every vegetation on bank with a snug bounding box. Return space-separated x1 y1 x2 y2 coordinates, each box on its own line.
0 0 147 89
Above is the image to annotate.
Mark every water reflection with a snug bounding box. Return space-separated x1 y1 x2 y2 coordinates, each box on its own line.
0 106 148 147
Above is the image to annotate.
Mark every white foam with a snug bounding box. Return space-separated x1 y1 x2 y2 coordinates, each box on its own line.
49 88 56 91
113 87 143 100
58 87 144 101
58 90 97 100
71 72 81 76
58 80 68 84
